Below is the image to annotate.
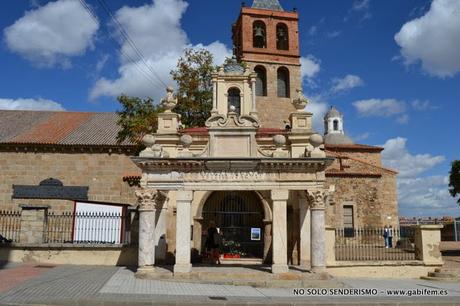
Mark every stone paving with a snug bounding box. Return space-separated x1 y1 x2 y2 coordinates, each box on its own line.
0 264 460 305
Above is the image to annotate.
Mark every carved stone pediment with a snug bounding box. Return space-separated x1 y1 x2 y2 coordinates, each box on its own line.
205 112 260 128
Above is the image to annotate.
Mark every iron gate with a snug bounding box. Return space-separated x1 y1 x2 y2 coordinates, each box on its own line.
202 191 264 258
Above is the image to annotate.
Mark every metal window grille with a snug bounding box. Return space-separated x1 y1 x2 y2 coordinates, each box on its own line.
335 227 416 261
44 211 131 245
0 210 21 243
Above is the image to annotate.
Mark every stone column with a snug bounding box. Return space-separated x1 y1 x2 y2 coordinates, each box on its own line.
263 219 272 264
135 189 158 273
251 77 257 113
212 78 218 113
174 190 194 274
271 189 289 274
308 190 327 273
299 197 311 268
19 205 49 244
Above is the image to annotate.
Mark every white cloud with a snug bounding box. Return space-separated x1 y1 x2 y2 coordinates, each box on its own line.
382 137 445 178
353 98 406 118
411 100 436 111
381 137 457 216
0 98 65 111
394 0 460 78
331 74 363 93
305 95 328 132
90 0 231 102
301 55 321 80
3 0 99 68
308 26 318 36
398 176 460 217
327 31 341 38
353 0 370 11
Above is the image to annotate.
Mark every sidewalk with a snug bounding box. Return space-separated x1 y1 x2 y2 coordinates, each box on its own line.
0 264 459 305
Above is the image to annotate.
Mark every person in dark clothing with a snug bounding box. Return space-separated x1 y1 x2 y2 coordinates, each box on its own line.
205 221 221 264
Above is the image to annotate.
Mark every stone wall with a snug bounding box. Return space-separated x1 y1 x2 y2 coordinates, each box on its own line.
325 173 399 229
0 151 140 211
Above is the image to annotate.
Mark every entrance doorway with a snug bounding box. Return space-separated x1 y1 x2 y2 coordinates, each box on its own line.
202 191 264 258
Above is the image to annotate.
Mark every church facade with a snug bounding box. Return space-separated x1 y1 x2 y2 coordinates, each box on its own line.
0 0 399 273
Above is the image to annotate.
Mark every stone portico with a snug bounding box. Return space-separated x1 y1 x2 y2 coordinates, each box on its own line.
133 58 334 275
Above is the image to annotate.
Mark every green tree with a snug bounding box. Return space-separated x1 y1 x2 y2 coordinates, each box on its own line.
171 48 215 127
116 95 162 144
449 160 460 205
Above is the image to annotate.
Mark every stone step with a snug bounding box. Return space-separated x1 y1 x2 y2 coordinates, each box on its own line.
428 271 457 278
420 276 460 282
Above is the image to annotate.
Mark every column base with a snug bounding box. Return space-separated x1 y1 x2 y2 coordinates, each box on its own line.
311 266 326 273
271 264 289 274
174 263 192 274
135 266 156 279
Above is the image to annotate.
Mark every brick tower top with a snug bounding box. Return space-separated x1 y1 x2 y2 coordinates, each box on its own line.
232 1 300 65
231 1 301 128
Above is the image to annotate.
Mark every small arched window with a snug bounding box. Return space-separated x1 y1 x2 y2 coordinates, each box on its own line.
228 87 241 114
254 66 267 97
333 120 339 131
253 21 266 48
277 67 290 98
276 23 289 50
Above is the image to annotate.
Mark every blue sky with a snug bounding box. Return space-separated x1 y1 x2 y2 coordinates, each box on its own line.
0 0 459 218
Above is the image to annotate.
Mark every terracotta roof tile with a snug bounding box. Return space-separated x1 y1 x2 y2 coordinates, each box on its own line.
60 112 135 146
325 143 384 151
0 110 54 142
10 112 93 144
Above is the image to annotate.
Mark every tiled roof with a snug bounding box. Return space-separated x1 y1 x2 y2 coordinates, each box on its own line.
0 110 136 147
252 0 284 11
325 143 384 152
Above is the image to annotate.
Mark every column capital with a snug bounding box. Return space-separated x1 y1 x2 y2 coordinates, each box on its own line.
271 189 289 201
176 190 194 202
135 189 165 211
306 189 328 210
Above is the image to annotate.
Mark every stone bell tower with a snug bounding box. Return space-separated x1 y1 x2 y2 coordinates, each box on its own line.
232 0 301 128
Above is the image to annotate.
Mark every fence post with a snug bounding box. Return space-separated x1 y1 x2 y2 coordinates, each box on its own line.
19 205 49 245
325 227 336 266
455 221 458 242
414 225 443 265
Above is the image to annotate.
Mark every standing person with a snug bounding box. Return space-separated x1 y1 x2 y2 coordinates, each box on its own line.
388 225 394 248
383 225 389 248
205 221 221 265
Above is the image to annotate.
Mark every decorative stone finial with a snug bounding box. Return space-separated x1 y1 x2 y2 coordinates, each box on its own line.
309 134 323 148
179 134 193 157
180 134 193 149
142 134 156 147
272 134 288 158
309 133 325 158
273 134 286 148
160 86 177 112
292 89 309 111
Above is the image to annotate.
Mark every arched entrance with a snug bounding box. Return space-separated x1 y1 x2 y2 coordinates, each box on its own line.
202 191 264 258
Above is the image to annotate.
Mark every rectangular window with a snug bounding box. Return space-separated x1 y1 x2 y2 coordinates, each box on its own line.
343 205 354 237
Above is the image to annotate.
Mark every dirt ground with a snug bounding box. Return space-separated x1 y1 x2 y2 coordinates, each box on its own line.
440 241 460 270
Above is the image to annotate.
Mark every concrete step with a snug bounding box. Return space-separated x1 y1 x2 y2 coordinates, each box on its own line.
427 271 457 278
420 276 460 282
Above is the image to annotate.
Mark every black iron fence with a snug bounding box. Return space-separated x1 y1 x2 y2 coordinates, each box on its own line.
335 227 416 261
44 212 131 245
0 210 21 243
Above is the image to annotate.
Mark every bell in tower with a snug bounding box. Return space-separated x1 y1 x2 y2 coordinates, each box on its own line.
253 22 266 48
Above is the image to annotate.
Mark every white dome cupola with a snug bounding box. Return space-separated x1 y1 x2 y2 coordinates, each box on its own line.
323 106 353 145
